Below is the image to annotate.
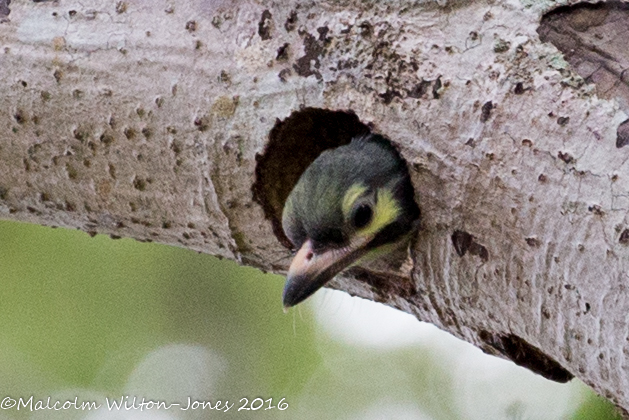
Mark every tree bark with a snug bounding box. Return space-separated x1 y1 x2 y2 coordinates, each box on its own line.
2 0 629 414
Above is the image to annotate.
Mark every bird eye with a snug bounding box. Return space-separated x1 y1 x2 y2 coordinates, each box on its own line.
352 204 373 229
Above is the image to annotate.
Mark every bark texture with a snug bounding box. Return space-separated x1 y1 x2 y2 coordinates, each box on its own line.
1 0 629 414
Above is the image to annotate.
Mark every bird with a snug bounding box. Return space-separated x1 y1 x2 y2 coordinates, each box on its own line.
281 133 421 308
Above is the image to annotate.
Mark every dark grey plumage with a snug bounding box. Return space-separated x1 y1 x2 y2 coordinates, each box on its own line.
281 133 420 307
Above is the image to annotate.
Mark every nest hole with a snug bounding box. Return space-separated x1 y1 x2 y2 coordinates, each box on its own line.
252 107 371 248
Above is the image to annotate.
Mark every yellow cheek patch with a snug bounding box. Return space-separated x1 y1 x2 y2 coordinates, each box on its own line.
361 189 400 237
342 185 400 238
342 184 367 217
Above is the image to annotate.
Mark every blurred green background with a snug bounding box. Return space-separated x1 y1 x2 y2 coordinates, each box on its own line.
0 220 620 420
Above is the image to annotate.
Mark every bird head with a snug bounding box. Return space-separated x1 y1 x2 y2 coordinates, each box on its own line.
281 134 420 308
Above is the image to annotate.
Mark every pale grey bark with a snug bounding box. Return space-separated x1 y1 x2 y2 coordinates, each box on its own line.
1 0 629 415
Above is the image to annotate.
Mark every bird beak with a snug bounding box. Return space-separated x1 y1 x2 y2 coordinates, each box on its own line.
283 238 370 308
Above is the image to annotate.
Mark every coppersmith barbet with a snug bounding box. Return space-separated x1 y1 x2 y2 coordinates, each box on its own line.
281 133 420 308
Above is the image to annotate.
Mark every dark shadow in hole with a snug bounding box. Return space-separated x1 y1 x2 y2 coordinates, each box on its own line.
479 330 574 383
616 119 629 148
538 2 629 149
0 0 10 18
252 108 370 248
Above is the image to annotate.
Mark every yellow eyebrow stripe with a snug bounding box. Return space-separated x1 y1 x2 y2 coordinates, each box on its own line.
362 189 400 237
342 184 367 217
342 185 400 236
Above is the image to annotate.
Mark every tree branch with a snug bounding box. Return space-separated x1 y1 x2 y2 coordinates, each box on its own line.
1 0 628 414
